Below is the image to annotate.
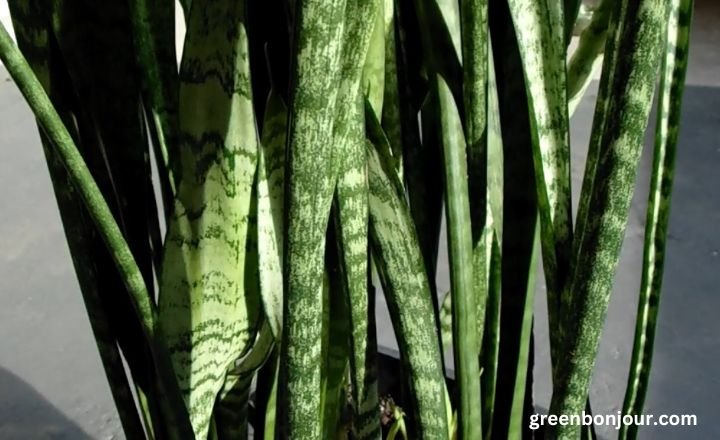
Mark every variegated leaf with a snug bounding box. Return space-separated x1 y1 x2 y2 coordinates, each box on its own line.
620 1 693 438
279 0 348 437
158 1 260 437
550 1 671 437
257 90 287 342
506 0 573 369
367 125 449 438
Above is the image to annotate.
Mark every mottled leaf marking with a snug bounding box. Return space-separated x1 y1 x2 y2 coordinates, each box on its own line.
620 1 693 438
367 126 449 438
379 0 404 177
279 0 348 437
567 0 613 116
549 1 671 437
506 0 573 371
334 1 382 437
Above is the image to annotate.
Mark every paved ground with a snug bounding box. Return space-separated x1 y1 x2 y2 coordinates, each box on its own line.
1 1 718 439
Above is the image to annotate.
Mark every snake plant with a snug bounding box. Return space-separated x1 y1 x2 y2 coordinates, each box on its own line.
0 0 693 438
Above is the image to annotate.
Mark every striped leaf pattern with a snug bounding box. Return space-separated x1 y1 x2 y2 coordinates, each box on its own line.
257 90 287 342
158 1 261 437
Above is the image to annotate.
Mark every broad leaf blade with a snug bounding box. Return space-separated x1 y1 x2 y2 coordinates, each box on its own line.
158 1 261 436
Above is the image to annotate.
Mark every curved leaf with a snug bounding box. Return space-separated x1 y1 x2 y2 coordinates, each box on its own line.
0 20 192 439
367 122 449 439
257 90 287 341
506 0 573 369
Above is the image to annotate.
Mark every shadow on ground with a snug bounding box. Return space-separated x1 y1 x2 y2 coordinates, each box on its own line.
0 366 92 440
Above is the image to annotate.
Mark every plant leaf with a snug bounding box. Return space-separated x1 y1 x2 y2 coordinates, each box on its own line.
128 0 181 213
43 2 168 426
380 0 404 177
480 232 501 440
321 246 351 440
158 1 261 436
362 1 386 116
436 74 482 439
279 0 349 436
257 90 287 342
393 0 442 320
506 0 573 371
620 1 693 438
507 224 539 440
4 5 148 435
550 1 672 437
487 2 539 436
332 1 381 436
367 128 449 439
567 0 614 116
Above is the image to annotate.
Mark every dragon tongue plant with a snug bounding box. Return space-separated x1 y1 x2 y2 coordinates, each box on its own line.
0 0 694 437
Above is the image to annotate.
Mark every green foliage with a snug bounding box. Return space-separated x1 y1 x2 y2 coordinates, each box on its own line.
0 0 692 437
620 1 694 438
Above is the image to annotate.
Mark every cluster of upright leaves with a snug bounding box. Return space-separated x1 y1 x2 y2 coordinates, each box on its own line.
0 0 693 437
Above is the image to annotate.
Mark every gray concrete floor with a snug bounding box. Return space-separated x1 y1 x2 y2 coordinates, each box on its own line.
0 74 121 437
0 1 718 439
